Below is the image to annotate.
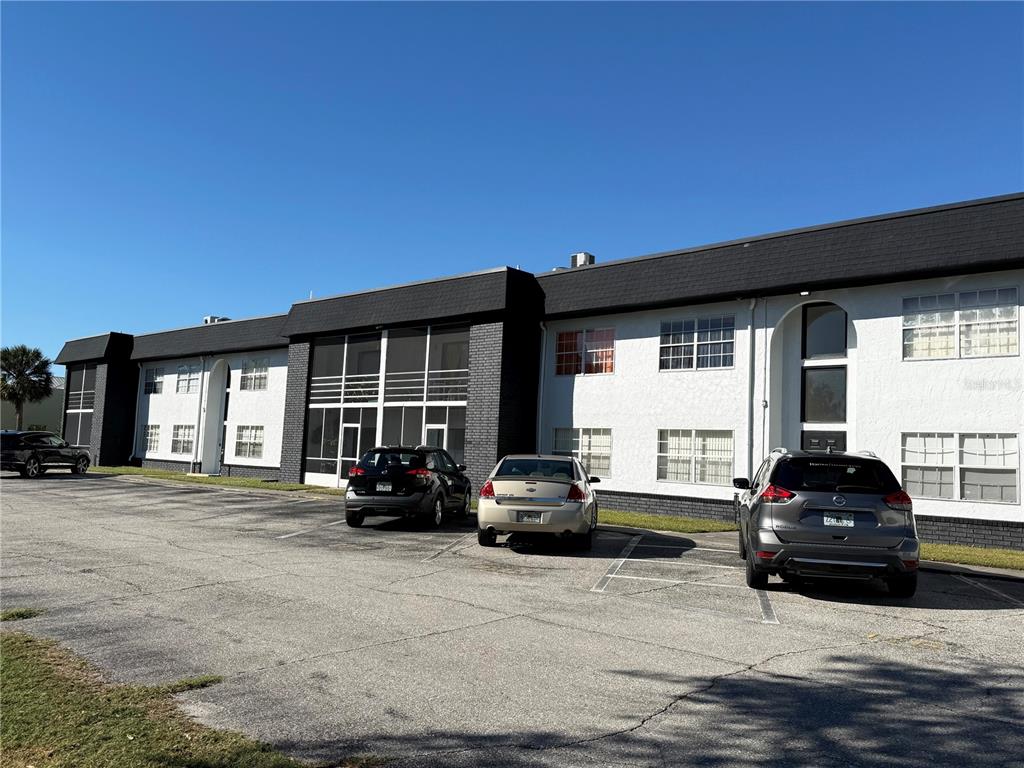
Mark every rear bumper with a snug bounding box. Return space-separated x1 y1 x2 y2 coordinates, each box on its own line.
345 491 431 517
752 529 920 579
477 500 590 535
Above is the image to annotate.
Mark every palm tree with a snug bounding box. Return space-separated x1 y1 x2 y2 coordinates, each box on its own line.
1 345 54 430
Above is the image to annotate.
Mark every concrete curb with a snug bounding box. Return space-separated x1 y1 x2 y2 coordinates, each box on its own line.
918 560 1024 583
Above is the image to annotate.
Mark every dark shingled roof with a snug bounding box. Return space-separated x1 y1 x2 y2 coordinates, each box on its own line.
281 267 540 337
130 315 288 361
537 193 1024 318
56 333 125 364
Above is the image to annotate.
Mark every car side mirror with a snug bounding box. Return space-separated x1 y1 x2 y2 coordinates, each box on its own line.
589 476 601 484
457 464 467 472
733 477 750 490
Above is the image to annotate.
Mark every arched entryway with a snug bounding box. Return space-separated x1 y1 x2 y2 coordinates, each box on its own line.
768 301 856 453
201 359 229 474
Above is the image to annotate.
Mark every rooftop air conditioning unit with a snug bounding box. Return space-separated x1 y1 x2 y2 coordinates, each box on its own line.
203 315 231 325
570 252 595 268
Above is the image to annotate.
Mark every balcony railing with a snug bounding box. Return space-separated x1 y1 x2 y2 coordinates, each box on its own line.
309 375 343 404
427 369 469 401
309 369 468 404
66 390 96 410
342 373 380 403
384 371 426 402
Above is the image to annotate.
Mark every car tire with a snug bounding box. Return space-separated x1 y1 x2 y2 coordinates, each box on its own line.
72 457 90 475
477 528 497 547
426 496 444 529
22 456 41 479
455 488 471 519
345 510 364 528
737 526 748 560
886 571 918 598
745 553 768 589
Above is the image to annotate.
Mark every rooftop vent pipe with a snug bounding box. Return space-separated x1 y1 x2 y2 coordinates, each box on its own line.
203 315 231 325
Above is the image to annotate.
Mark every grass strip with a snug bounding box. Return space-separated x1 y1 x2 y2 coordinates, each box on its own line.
599 509 737 534
1 608 44 622
921 543 1024 572
0 632 385 767
88 465 346 495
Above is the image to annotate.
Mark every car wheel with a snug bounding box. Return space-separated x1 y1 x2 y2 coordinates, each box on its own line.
345 510 364 528
886 571 918 598
477 528 497 547
745 553 768 589
23 456 41 479
73 457 90 475
737 525 748 560
427 496 444 528
455 488 471 519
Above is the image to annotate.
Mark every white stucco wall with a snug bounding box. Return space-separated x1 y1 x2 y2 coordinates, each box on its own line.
540 269 1024 523
134 347 288 470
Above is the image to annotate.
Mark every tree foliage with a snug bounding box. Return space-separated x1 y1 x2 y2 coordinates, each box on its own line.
1 345 54 430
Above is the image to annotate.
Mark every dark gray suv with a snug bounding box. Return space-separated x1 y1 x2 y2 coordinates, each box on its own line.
734 449 920 597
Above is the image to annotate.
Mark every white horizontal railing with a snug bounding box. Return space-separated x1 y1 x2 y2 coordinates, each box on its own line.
309 375 343 403
384 371 426 402
427 369 469 401
343 372 379 403
67 390 96 410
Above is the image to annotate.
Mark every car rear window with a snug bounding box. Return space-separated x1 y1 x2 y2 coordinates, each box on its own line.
772 457 900 494
495 458 575 480
357 450 426 469
1 434 23 450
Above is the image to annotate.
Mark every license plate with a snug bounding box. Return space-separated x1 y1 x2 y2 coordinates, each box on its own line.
823 512 854 527
517 511 543 523
376 482 392 493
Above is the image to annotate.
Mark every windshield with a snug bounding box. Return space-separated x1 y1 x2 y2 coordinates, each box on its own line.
495 458 575 480
773 457 900 494
357 450 426 469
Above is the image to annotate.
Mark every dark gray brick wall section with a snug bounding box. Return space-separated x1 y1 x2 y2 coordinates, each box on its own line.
597 489 738 523
465 322 504 491
141 458 190 472
279 341 311 483
916 515 1024 551
221 464 282 481
88 362 109 463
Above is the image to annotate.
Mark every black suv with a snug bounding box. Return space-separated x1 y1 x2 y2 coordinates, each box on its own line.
344 446 472 528
1 430 92 478
734 448 920 597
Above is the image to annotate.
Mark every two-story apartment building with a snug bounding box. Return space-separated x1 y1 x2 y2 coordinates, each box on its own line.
55 193 1024 548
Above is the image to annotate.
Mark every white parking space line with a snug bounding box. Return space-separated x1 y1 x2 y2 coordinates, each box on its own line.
591 534 643 592
955 574 1024 608
756 589 780 624
643 559 741 570
422 532 475 562
275 519 348 539
607 574 744 589
632 544 737 554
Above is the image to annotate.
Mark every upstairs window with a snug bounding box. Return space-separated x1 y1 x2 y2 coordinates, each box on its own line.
240 359 269 391
903 289 1018 360
144 368 163 395
660 316 735 370
803 304 847 359
555 329 615 375
176 364 200 394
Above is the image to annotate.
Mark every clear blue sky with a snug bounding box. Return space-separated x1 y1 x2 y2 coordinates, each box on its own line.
3 2 1022 374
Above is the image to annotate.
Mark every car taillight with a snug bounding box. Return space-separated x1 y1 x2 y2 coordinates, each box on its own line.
479 480 495 498
760 484 795 503
566 483 586 502
884 490 913 512
756 551 778 561
405 468 431 477
348 467 366 477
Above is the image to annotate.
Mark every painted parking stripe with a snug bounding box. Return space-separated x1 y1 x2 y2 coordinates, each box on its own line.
606 574 744 589
632 544 738 554
422 532 475 562
275 519 348 539
954 574 1024 607
590 535 644 592
756 589 780 624
639 559 741 570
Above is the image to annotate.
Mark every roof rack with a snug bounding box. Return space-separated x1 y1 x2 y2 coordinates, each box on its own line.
856 450 879 458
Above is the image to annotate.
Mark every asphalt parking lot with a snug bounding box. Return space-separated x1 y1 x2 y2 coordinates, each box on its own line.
3 473 1023 767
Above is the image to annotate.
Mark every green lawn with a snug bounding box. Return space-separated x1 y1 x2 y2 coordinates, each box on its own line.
88 465 346 495
1 608 44 622
921 543 1024 572
599 509 737 534
0 631 379 768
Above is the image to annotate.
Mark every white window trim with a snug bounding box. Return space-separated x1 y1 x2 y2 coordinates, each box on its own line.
901 431 1019 505
552 427 613 477
143 424 160 453
239 359 269 392
176 364 201 395
659 315 737 372
170 425 195 455
902 288 1019 362
554 329 616 377
144 368 164 395
656 428 735 486
234 425 264 460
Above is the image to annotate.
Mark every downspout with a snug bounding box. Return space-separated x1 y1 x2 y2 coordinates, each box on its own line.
130 362 143 464
746 298 758 477
536 322 547 453
192 356 207 473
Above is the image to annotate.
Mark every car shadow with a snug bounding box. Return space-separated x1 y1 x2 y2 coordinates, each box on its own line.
0 470 113 482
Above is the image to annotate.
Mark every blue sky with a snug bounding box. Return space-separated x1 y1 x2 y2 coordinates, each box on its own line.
3 2 1022 373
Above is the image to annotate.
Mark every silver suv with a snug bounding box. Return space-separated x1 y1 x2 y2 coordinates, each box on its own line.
734 448 920 597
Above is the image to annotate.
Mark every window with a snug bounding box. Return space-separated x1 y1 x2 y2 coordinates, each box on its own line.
803 304 847 359
902 432 1018 504
65 363 96 409
553 427 612 476
304 408 340 475
235 425 264 459
143 425 160 453
555 329 615 375
171 425 195 454
659 316 735 370
144 368 164 395
802 367 847 423
239 359 268 391
903 289 1018 360
657 429 734 485
176 364 200 394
